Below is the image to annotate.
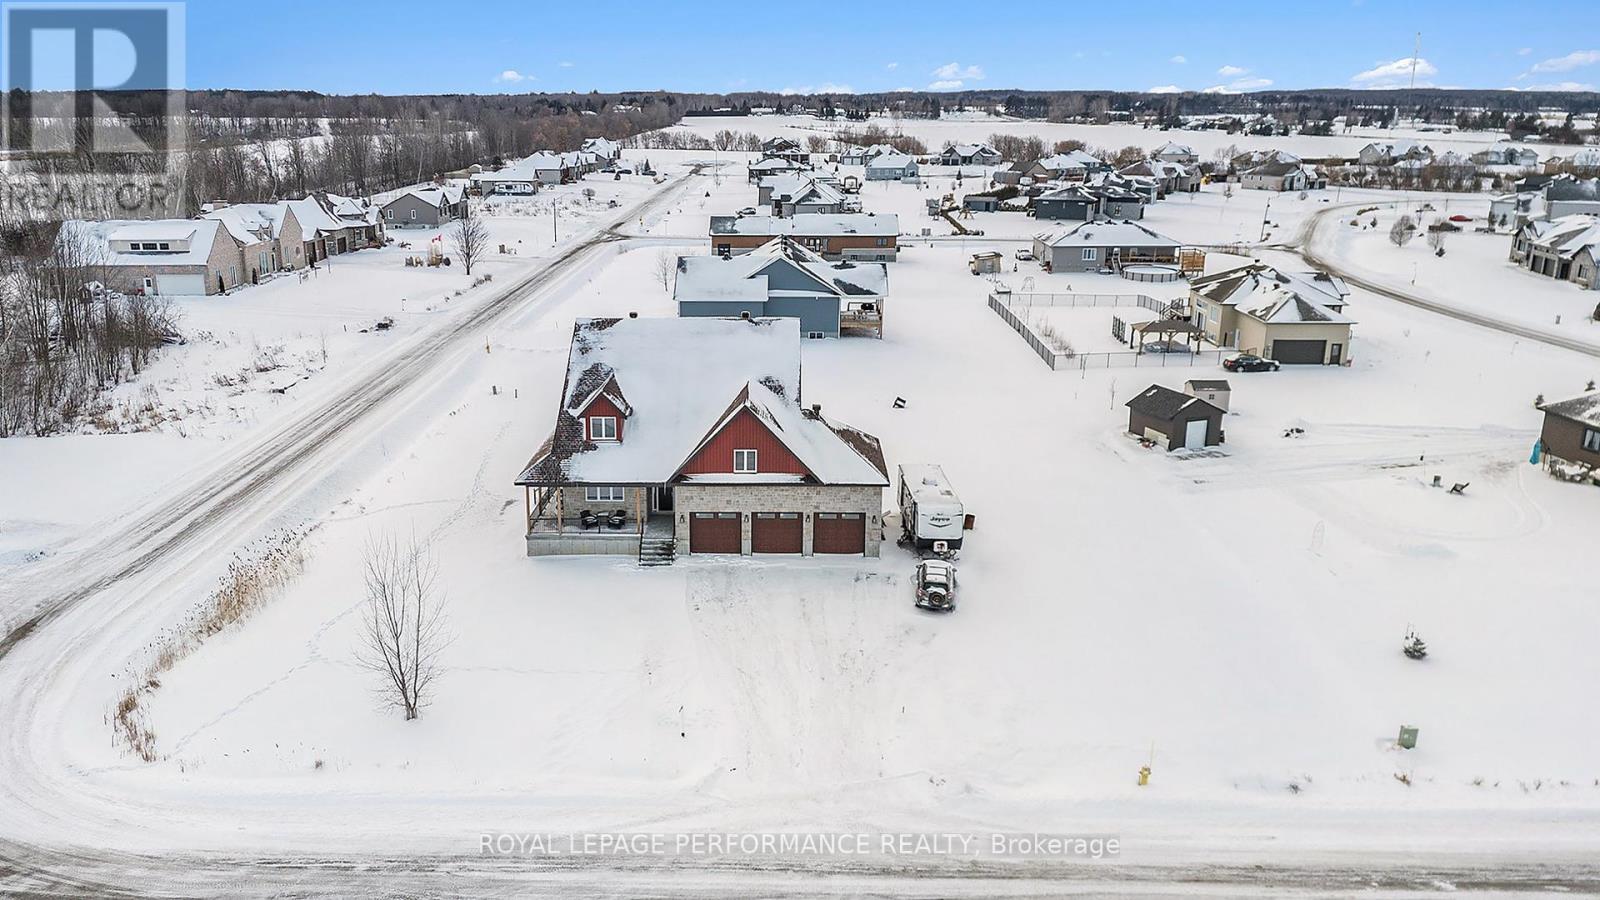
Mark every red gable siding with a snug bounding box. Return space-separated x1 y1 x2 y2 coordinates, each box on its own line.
679 408 810 477
578 392 626 442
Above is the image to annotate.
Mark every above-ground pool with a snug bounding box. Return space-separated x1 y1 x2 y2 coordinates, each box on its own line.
1121 264 1184 283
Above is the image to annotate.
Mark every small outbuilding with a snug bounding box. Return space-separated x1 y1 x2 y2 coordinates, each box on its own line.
1126 384 1224 452
969 251 1003 275
1184 378 1232 412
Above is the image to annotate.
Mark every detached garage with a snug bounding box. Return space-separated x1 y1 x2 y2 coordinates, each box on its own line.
1126 384 1224 452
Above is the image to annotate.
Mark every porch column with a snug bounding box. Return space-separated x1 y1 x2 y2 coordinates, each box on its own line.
636 489 644 537
524 486 530 534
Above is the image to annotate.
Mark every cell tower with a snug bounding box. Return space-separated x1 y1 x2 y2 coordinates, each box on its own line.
1409 32 1421 90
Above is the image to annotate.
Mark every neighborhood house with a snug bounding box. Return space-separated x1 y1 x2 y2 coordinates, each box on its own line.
515 316 891 561
709 213 899 262
673 238 887 338
1189 263 1355 364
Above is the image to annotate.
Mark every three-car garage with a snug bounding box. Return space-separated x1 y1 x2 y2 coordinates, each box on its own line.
676 485 884 558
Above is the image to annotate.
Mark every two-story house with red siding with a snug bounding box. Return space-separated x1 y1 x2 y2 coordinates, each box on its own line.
515 316 890 564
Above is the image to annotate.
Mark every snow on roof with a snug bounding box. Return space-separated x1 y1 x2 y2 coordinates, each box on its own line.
1540 389 1600 429
943 142 997 158
674 238 887 304
516 317 886 486
899 464 961 513
387 185 461 211
1237 284 1354 325
759 174 844 206
1525 214 1600 259
1192 262 1349 307
750 157 802 172
580 136 620 157
72 218 225 266
709 212 899 238
1154 140 1195 155
870 151 921 168
200 203 285 244
1035 220 1179 249
1545 175 1600 202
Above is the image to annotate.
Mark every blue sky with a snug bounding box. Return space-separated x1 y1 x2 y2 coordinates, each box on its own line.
182 0 1600 95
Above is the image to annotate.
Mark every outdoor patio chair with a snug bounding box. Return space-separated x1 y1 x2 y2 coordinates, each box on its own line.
606 509 627 529
579 509 599 530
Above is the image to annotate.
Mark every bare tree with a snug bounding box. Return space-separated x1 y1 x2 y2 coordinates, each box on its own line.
451 201 491 276
1426 226 1447 255
654 249 677 292
1389 214 1417 248
356 535 448 721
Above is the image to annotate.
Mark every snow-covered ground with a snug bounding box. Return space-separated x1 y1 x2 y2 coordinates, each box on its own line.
1307 197 1600 349
666 112 1538 164
5 136 1600 887
0 166 686 582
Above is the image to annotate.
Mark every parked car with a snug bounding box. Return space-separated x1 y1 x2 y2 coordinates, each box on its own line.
1014 248 1035 261
914 560 957 612
1223 353 1280 372
737 207 757 216
1448 214 1471 223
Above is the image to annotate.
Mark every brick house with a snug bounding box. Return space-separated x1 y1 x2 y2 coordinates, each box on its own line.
709 213 899 262
69 218 245 296
515 317 890 562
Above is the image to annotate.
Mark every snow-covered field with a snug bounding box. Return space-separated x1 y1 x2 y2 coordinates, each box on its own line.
1308 197 1600 348
667 112 1536 163
5 136 1600 887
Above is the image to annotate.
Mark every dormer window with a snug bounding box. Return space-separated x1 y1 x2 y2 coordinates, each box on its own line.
589 416 617 441
733 449 758 473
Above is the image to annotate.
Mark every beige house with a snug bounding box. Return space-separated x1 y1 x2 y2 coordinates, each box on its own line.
68 218 245 296
1190 263 1355 365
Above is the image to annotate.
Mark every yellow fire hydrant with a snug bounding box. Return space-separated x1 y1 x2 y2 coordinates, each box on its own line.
1138 766 1152 787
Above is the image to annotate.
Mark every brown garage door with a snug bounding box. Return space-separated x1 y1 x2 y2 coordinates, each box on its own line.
751 512 803 554
813 512 866 554
689 512 741 554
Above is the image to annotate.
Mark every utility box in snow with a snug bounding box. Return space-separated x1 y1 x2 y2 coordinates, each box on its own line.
1397 726 1419 750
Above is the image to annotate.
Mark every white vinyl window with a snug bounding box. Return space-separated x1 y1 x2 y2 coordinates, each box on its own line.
585 486 624 503
589 416 617 441
1082 248 1097 261
733 449 758 473
1584 428 1600 453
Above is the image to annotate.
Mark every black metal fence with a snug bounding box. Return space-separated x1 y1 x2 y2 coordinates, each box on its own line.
988 292 1227 372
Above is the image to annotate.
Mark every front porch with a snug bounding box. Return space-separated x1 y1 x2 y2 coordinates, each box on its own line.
522 484 677 557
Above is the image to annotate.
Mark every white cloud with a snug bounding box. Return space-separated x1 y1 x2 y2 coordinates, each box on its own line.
557 61 574 68
1169 55 1186 64
927 79 965 91
931 62 984 81
493 69 528 84
1148 84 1182 94
1230 77 1273 90
1349 56 1437 88
777 83 855 95
885 61 898 70
1216 64 1248 77
1518 81 1598 92
1517 47 1532 56
1530 50 1600 73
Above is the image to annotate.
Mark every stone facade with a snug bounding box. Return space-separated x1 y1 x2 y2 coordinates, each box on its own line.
673 483 884 557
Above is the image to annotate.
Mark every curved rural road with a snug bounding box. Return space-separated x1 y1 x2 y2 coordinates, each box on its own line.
1292 204 1600 359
